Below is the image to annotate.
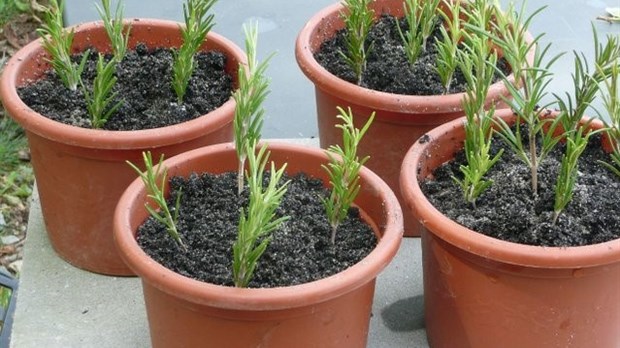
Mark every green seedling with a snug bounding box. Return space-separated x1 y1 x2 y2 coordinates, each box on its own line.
232 142 289 288
552 28 618 223
322 106 374 244
555 26 620 134
339 0 374 84
598 58 620 177
172 0 216 103
37 0 89 91
127 152 185 250
82 53 122 129
233 22 273 195
553 126 593 224
398 0 440 66
488 2 564 195
96 0 131 62
435 0 464 94
452 26 503 207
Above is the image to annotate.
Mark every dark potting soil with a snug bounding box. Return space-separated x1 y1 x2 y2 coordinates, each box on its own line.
421 132 620 247
315 14 510 96
137 172 378 288
17 43 233 130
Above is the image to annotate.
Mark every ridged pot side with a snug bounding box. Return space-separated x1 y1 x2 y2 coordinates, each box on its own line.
0 19 246 275
113 142 403 348
295 0 523 237
400 108 620 348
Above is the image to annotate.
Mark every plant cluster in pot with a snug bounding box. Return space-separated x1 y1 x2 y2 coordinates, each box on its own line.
400 4 620 346
295 0 530 236
0 0 245 275
114 26 403 348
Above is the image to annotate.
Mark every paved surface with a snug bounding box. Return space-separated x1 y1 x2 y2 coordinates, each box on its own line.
63 0 620 138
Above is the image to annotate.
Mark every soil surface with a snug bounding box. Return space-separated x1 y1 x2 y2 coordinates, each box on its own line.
18 44 233 130
421 131 620 247
315 14 510 96
137 172 377 288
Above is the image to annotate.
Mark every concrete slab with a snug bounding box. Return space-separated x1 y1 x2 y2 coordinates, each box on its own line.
63 0 620 138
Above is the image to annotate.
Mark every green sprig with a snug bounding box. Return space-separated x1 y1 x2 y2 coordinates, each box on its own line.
552 27 618 223
96 0 131 62
172 0 216 103
490 6 565 196
555 26 620 134
232 142 290 288
398 0 440 67
321 106 374 244
82 53 122 129
339 0 374 84
233 23 274 195
435 0 463 94
598 56 620 177
37 0 89 91
127 152 185 250
553 126 592 224
452 28 503 207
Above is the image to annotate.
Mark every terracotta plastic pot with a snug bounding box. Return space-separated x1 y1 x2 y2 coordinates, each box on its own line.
295 0 527 237
114 142 403 348
399 108 620 348
0 19 246 275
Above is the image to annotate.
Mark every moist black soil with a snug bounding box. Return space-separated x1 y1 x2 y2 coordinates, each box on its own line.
17 43 233 130
421 132 620 247
315 14 510 95
137 172 378 288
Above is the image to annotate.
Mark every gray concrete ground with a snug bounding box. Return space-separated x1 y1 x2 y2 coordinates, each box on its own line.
9 0 620 347
63 0 620 138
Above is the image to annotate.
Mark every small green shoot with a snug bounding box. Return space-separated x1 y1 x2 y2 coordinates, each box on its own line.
553 127 592 224
232 142 290 288
452 29 503 207
96 0 131 62
552 28 618 223
435 0 463 94
321 106 374 244
598 58 620 177
555 26 620 134
339 0 374 84
172 0 216 103
398 0 440 66
489 2 564 195
127 152 185 250
233 23 273 195
37 0 89 91
82 53 122 129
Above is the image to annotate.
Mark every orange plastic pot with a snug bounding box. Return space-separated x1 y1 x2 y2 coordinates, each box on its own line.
0 20 245 275
114 142 403 348
400 108 620 348
295 0 526 237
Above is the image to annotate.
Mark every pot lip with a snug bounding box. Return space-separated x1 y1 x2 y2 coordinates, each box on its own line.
114 142 404 311
0 19 245 150
400 108 620 269
294 1 517 116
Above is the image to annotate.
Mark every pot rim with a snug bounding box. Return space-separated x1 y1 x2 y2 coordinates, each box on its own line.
114 142 404 311
0 19 246 150
400 108 620 269
294 1 521 116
